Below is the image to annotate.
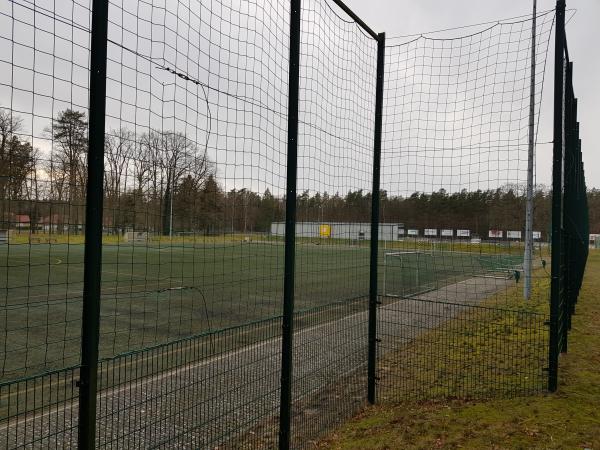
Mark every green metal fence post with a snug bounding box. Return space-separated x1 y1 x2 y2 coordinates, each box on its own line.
562 61 574 353
368 32 385 405
78 0 109 447
279 0 301 447
566 86 578 341
548 0 566 393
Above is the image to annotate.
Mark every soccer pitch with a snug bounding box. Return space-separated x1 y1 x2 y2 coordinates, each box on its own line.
1 240 525 381
1 240 372 380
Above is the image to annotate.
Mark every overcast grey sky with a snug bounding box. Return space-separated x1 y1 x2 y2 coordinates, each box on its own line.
1 0 595 196
345 0 599 189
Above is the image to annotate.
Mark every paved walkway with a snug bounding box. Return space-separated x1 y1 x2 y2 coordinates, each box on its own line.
2 276 515 449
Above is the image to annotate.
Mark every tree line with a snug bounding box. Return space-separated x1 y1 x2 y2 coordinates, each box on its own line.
1 107 599 238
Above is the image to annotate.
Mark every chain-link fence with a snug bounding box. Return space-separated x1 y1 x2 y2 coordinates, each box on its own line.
0 0 587 448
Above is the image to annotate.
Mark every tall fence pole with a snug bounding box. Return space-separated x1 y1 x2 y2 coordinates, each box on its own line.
570 77 579 323
523 0 537 301
562 62 574 353
279 0 301 447
368 32 385 405
548 0 565 393
78 0 109 447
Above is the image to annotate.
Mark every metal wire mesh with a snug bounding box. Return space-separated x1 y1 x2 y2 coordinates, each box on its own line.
0 0 92 381
96 0 291 445
377 298 548 401
0 0 588 448
290 0 377 445
376 12 557 401
0 366 79 448
549 14 588 386
0 0 92 447
1 0 291 446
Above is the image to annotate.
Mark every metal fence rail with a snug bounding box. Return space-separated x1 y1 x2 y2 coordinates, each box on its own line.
0 0 588 448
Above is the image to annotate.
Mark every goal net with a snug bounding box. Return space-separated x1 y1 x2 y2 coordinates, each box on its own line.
124 231 149 243
383 251 433 298
382 250 523 298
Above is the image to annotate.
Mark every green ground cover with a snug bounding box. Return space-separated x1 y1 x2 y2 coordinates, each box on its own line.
320 250 600 450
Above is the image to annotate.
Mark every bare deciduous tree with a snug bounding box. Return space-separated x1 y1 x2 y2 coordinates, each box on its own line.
140 129 212 235
0 108 37 222
105 128 136 199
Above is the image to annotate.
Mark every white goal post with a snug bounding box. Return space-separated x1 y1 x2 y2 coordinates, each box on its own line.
382 251 424 298
382 249 523 298
0 229 8 244
124 231 149 243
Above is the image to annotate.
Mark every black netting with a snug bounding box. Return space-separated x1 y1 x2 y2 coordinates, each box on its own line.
0 0 587 448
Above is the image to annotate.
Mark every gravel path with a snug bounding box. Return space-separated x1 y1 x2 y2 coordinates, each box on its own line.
2 276 514 449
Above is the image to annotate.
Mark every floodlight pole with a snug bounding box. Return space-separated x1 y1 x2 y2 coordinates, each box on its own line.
523 0 537 300
169 175 174 239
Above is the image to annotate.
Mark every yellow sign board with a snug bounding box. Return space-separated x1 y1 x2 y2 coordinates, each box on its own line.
319 224 331 238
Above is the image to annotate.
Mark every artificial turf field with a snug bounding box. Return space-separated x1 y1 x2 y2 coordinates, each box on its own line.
1 238 524 382
1 239 369 380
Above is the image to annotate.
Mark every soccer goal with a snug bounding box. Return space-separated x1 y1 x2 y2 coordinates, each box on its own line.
470 252 524 280
382 251 437 298
0 229 8 244
124 231 149 243
382 250 523 298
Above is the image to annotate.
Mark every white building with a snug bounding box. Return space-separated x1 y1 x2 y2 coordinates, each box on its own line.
270 222 403 241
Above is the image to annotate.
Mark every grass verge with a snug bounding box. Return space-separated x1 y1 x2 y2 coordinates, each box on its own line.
319 250 600 450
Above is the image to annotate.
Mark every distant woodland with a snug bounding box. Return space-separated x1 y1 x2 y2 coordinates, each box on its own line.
2 108 598 238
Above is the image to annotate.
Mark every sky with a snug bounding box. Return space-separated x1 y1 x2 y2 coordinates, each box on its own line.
1 0 596 197
344 0 599 189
